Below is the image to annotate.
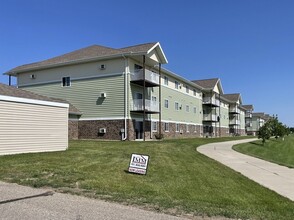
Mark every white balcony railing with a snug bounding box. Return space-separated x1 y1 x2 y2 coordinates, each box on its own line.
230 119 240 125
203 113 217 121
229 107 240 114
245 113 252 118
131 99 159 112
130 69 159 85
202 97 220 106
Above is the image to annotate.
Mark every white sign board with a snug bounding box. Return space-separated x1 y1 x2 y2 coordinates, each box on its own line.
128 154 149 175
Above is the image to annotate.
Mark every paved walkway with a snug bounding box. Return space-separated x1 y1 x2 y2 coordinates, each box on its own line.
197 138 294 201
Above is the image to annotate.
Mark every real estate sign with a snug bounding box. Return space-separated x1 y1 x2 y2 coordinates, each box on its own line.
128 154 149 175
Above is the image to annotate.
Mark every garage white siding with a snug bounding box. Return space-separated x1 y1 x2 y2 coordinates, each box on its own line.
0 95 68 155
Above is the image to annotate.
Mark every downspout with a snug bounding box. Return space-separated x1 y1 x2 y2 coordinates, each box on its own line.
122 54 128 140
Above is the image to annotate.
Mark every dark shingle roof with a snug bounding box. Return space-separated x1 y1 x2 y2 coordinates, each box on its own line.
0 83 81 115
192 78 219 89
222 93 241 103
242 105 254 110
7 43 158 74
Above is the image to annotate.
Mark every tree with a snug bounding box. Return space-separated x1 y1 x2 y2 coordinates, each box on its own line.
258 114 289 144
258 123 271 145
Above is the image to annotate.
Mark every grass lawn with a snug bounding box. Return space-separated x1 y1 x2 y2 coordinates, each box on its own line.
233 134 294 168
1 137 294 220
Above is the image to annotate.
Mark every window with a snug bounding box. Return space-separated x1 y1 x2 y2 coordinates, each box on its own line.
175 102 179 111
193 89 197 96
175 81 179 89
62 77 71 87
164 99 169 108
176 124 180 132
164 123 169 132
164 76 169 86
152 96 157 102
186 105 190 112
152 121 157 131
194 107 197 114
194 125 197 133
186 124 190 132
186 85 189 93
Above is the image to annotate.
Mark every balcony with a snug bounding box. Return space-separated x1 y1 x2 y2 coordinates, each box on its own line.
246 122 253 127
203 113 219 122
202 97 220 107
229 107 240 114
245 113 252 118
131 99 159 114
229 119 240 125
130 69 159 87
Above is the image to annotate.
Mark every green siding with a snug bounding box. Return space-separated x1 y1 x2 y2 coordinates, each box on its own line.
21 76 125 118
159 86 203 124
220 106 229 127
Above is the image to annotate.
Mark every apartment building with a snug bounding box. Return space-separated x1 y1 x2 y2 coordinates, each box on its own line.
221 94 246 136
242 105 254 135
5 42 250 140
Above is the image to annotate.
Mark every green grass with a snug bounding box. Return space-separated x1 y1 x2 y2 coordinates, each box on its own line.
1 137 294 219
233 135 294 168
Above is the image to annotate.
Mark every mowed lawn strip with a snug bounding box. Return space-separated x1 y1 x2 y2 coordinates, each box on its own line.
233 135 294 168
0 137 293 220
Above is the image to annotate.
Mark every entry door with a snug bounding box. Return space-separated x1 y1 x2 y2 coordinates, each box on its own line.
135 121 143 139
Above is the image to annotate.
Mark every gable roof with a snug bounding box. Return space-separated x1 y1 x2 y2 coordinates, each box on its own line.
242 105 254 111
222 93 241 103
192 78 224 94
0 83 81 115
5 42 168 75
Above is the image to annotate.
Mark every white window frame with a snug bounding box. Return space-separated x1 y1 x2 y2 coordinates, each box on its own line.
164 99 169 108
186 105 190 112
186 124 190 133
175 102 179 111
62 76 71 87
164 123 169 132
164 76 169 86
193 89 197 96
186 85 189 93
194 106 197 114
175 81 179 89
176 123 180 132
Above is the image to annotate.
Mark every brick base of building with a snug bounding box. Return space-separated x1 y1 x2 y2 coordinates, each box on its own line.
68 120 79 139
68 119 245 140
78 120 125 140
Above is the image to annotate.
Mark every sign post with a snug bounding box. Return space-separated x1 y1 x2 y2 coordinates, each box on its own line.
128 154 149 175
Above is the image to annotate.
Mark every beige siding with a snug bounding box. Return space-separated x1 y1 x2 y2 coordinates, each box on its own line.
0 100 68 155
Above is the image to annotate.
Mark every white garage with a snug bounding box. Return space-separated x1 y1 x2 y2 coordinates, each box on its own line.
0 83 69 155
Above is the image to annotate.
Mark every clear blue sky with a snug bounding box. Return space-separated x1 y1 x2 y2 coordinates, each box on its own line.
1 0 293 126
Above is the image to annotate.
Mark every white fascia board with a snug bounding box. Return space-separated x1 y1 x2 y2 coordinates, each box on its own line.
0 95 69 108
147 42 168 64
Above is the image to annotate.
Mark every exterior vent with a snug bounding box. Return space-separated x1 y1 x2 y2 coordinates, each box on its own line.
99 128 106 133
100 64 106 70
101 92 107 98
30 74 36 79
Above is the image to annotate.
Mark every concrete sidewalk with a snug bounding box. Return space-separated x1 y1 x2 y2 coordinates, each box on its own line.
197 138 294 201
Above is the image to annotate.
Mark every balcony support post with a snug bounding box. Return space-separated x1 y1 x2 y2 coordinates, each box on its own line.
143 55 146 141
159 63 162 137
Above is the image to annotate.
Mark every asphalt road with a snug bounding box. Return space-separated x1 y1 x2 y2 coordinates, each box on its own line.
0 181 186 220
